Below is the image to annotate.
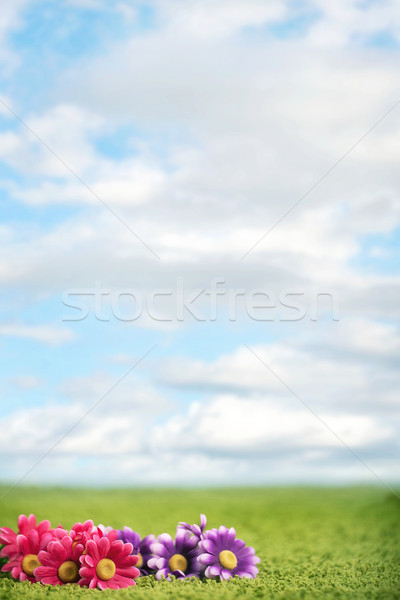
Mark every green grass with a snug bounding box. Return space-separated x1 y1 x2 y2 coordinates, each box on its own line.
0 486 399 599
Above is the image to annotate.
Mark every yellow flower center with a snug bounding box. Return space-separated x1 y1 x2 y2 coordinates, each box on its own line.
168 553 188 573
136 552 143 568
21 554 41 576
219 550 237 570
58 560 79 583
96 558 116 581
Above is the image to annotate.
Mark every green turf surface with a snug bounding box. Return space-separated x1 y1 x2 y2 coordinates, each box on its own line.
0 486 399 599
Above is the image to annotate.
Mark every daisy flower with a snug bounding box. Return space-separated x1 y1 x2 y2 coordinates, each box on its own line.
117 527 155 576
148 529 203 580
79 529 139 590
199 526 260 580
52 527 69 540
53 519 105 549
1 529 53 583
35 535 84 586
0 515 55 583
178 514 207 540
0 514 51 558
70 520 96 547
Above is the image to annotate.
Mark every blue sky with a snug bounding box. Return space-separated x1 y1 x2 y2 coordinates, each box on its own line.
0 0 399 487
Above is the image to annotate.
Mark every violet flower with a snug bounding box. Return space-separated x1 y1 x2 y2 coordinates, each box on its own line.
199 525 260 580
148 529 203 580
116 527 155 576
177 514 207 540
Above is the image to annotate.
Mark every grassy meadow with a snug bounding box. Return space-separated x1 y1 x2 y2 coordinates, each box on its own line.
0 485 399 599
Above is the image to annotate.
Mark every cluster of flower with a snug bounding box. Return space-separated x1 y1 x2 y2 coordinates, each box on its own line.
0 513 260 590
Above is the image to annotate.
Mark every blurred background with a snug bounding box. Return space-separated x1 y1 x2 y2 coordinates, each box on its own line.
0 0 399 487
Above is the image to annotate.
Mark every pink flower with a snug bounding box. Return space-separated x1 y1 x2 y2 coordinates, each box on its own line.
0 514 54 582
52 527 69 540
70 520 96 547
79 530 140 590
50 520 99 549
35 535 84 586
0 514 50 555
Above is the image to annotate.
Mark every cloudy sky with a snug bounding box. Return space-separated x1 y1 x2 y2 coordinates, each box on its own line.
0 0 399 487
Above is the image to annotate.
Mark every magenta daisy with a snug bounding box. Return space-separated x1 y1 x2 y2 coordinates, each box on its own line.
199 526 260 580
51 519 100 548
178 514 207 539
34 535 84 586
148 529 203 580
117 527 156 576
0 514 51 559
52 527 69 540
70 520 96 547
79 529 139 590
0 514 54 582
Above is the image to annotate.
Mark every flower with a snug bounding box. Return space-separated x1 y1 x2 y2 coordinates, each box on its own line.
35 535 84 586
199 525 260 580
0 514 51 557
178 514 207 540
70 520 96 547
0 514 54 582
52 527 69 540
79 530 140 589
117 527 155 576
51 520 100 548
148 529 203 580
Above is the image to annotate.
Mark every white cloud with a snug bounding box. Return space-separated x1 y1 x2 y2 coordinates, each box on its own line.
158 320 400 412
0 104 104 177
0 323 76 345
308 0 400 46
0 384 396 484
152 395 393 455
8 375 44 390
0 0 34 72
0 371 167 459
157 0 287 37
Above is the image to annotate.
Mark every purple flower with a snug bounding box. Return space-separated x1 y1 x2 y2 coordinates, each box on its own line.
198 525 260 580
178 514 207 540
148 529 203 580
116 527 156 576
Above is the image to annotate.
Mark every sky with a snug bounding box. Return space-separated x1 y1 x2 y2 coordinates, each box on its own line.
0 0 399 487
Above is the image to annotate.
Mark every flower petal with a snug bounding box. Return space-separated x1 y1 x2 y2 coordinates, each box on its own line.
151 543 169 557
198 553 217 566
234 570 253 578
220 568 232 580
17 534 30 555
98 536 110 557
205 564 221 578
231 539 246 553
201 538 217 555
86 540 100 561
79 566 94 578
84 555 95 568
36 521 51 536
155 568 170 581
200 514 207 531
226 527 236 546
